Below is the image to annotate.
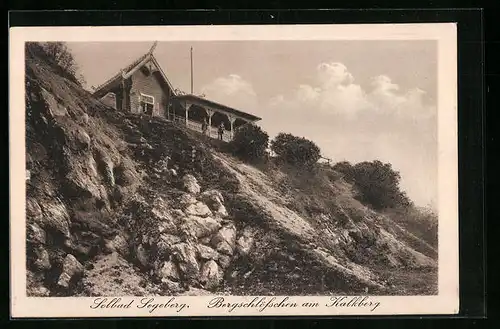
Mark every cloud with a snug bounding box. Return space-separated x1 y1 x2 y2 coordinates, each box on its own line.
200 64 437 207
268 63 435 121
200 74 258 111
371 74 400 93
367 75 435 119
317 62 354 88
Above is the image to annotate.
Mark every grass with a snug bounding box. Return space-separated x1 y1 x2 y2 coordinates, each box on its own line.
373 265 438 295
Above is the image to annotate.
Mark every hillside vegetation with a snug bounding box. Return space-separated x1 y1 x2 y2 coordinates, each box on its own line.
24 43 438 297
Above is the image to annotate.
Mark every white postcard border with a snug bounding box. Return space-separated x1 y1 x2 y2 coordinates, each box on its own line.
9 23 458 318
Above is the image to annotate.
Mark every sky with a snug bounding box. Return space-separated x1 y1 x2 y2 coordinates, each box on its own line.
68 41 438 209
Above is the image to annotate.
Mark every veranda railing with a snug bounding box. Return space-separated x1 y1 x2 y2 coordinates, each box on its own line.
168 114 232 142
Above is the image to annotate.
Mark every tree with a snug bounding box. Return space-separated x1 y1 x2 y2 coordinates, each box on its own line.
351 161 412 210
333 160 412 210
270 133 321 167
230 124 269 161
37 42 85 86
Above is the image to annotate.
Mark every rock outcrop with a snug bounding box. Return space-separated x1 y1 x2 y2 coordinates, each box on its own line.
57 254 84 289
171 242 200 281
104 234 129 257
211 223 237 256
33 246 51 271
181 215 221 239
182 174 201 194
199 260 223 290
158 260 180 282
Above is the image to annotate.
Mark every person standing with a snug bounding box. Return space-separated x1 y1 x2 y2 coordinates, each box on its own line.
218 123 225 140
201 118 208 136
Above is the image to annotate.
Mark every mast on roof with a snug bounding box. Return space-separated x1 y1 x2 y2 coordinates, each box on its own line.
190 47 194 94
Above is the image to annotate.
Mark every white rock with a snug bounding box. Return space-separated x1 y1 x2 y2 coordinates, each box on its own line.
33 247 51 271
157 220 178 235
211 223 237 255
200 190 228 218
157 234 182 256
26 198 43 222
197 244 219 260
217 254 232 269
199 260 223 290
31 286 50 297
160 233 182 247
215 204 229 218
181 215 221 239
42 201 71 238
178 193 197 208
200 189 224 208
184 202 212 218
182 174 201 194
171 242 199 280
75 128 91 150
104 234 129 257
82 113 89 125
171 208 186 220
199 236 211 244
27 223 46 245
57 254 83 289
158 260 180 282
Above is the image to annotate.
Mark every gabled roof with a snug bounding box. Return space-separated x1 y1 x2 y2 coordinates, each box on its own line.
175 94 262 122
92 49 176 98
93 45 261 123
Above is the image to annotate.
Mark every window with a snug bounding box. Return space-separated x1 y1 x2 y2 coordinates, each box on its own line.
139 93 155 115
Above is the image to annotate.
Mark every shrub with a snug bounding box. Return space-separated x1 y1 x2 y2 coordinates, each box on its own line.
333 160 412 210
270 133 321 167
229 124 269 161
26 42 86 86
332 161 354 179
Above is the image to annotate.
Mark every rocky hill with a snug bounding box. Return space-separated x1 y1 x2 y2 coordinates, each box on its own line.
25 44 438 298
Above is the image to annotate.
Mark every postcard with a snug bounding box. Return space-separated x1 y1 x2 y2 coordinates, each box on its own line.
9 23 458 317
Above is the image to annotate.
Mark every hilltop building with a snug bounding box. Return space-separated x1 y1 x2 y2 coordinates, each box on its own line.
92 44 261 141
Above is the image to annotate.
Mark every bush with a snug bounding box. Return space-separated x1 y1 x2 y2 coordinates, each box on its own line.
333 160 412 210
26 42 86 86
270 133 321 167
229 124 269 161
331 161 353 179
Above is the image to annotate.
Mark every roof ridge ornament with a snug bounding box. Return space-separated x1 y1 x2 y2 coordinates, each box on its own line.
174 88 187 95
148 41 158 55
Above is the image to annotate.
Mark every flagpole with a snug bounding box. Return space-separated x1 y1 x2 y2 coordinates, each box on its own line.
190 47 193 94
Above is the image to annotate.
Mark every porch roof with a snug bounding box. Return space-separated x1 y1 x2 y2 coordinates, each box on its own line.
175 94 262 122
